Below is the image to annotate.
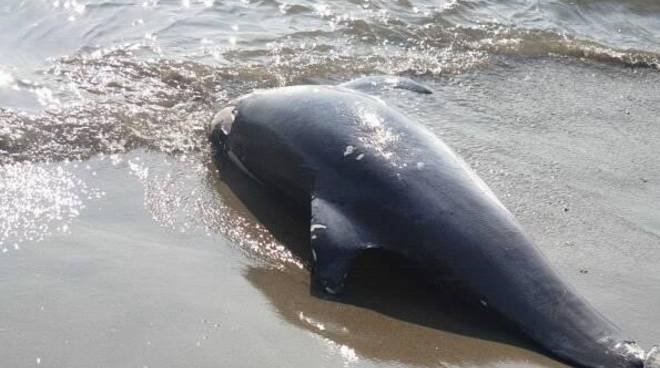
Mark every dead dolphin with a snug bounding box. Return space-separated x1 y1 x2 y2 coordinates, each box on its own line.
209 76 658 368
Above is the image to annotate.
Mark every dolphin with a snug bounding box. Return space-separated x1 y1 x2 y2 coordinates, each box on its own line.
209 76 658 368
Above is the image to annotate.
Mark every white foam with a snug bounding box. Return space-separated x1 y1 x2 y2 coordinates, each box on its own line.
646 346 659 367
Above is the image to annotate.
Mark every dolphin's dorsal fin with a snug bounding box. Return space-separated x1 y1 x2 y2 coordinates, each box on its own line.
339 75 433 95
310 196 374 295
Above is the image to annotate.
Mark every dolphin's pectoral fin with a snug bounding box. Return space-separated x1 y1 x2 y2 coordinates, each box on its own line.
310 197 367 296
339 75 433 95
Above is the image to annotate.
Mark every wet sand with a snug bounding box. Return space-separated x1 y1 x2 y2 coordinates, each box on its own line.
2 56 659 367
0 153 563 368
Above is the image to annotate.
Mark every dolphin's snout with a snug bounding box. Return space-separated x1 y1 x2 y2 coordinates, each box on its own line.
209 106 235 135
209 106 236 149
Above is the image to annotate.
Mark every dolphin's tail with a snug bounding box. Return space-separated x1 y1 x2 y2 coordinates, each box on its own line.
646 346 659 368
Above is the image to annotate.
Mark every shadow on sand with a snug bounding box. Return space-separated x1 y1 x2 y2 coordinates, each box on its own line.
209 155 565 367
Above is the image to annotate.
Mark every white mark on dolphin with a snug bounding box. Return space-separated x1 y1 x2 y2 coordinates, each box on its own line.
356 154 364 160
343 145 354 156
311 224 327 232
325 286 339 295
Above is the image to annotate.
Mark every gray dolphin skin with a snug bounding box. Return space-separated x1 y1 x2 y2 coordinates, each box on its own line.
209 76 658 368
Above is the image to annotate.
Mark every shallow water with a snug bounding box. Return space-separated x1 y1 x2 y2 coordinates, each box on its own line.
1 1 659 367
